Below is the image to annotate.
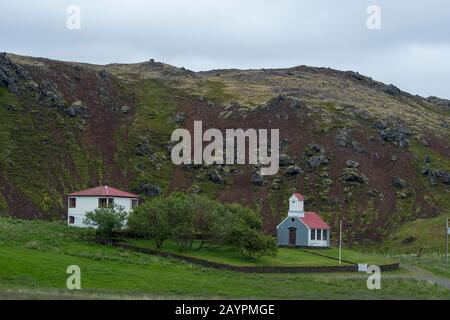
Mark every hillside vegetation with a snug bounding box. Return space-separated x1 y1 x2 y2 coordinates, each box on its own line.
0 52 449 249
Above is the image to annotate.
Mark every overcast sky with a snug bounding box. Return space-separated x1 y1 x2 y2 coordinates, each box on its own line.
1 0 449 98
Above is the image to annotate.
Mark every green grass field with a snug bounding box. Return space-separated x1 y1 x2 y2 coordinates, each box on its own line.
0 218 448 299
365 215 450 255
129 239 398 267
129 239 356 267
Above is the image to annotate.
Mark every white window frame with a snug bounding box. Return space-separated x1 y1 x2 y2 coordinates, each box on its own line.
69 197 76 208
98 197 114 208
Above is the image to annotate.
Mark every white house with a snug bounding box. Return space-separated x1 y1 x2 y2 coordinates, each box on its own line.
67 185 140 227
276 193 330 247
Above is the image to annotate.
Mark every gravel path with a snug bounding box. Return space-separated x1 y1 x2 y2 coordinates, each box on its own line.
334 264 450 291
402 265 450 290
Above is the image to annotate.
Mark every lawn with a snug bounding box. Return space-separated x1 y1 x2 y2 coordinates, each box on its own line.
129 239 355 267
302 248 398 265
0 218 448 299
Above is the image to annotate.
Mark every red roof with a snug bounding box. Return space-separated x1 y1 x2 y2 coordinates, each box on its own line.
300 212 330 229
69 186 139 198
292 193 305 201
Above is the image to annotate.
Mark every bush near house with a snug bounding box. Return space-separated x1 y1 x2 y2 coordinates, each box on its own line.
128 193 277 260
84 204 128 239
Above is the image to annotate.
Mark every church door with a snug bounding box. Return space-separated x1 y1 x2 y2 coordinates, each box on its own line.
288 227 297 246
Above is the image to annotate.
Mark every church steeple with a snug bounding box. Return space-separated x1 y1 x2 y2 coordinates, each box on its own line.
288 193 305 217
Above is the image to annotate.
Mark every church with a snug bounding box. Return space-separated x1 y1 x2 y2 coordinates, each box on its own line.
276 193 330 247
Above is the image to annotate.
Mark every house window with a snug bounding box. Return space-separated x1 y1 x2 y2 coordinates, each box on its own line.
99 198 114 208
317 229 322 240
69 198 76 208
311 229 316 240
131 199 139 209
323 230 328 241
69 216 75 224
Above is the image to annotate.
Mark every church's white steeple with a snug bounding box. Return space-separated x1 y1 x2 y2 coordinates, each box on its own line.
288 193 305 217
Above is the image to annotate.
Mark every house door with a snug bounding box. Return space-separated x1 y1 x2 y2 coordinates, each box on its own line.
288 228 297 246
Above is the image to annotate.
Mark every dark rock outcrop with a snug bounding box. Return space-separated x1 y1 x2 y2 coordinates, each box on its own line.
284 166 303 176
304 144 329 168
392 177 410 189
65 100 90 118
135 137 153 157
308 155 329 168
175 111 187 124
0 53 31 93
423 167 450 186
340 168 369 184
335 129 363 153
120 105 130 114
383 84 401 96
37 80 66 109
279 154 294 166
251 170 266 186
136 183 161 197
367 189 383 198
374 121 413 149
208 169 225 184
345 160 360 168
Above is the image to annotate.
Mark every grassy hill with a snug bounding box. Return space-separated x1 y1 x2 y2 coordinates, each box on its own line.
0 52 449 249
0 218 448 299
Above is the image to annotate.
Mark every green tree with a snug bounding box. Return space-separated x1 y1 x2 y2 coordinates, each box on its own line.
83 204 128 239
166 192 196 251
222 203 277 260
190 195 223 250
127 198 170 248
224 203 262 230
127 193 278 260
230 225 277 261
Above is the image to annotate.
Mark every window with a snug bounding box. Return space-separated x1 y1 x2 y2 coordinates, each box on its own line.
69 198 76 208
69 216 75 224
317 229 322 240
99 198 114 208
323 230 328 241
310 229 316 240
131 199 139 209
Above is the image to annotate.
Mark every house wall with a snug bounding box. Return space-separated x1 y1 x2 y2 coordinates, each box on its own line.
307 229 331 247
276 217 309 246
67 196 136 228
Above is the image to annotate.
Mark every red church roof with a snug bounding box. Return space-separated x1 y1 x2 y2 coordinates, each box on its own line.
292 193 305 201
69 186 139 198
300 212 330 229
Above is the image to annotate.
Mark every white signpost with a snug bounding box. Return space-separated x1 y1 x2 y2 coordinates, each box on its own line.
358 263 368 272
339 220 343 264
446 219 449 263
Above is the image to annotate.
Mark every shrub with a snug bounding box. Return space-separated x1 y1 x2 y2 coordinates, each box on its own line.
127 198 170 248
234 228 277 261
126 193 278 260
84 204 128 239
